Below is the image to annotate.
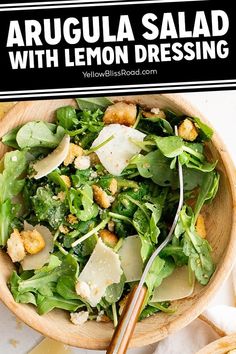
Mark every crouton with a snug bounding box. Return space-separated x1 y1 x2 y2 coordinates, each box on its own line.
67 214 78 225
89 152 100 166
7 229 26 262
103 102 137 126
109 178 118 195
74 156 91 170
56 191 66 202
99 229 118 247
64 143 83 166
196 214 207 238
70 311 89 325
178 119 198 141
21 229 45 255
60 175 71 188
59 225 69 234
143 109 166 119
92 185 112 209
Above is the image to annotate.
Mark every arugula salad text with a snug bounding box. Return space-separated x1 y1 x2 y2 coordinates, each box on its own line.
0 97 219 326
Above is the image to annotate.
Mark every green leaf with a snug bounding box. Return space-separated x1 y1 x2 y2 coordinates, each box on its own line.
56 275 81 300
1 126 21 148
145 202 161 243
180 206 215 285
78 185 99 221
154 136 184 158
16 121 65 149
32 186 67 229
105 275 126 304
37 294 83 315
56 106 78 130
137 116 173 135
160 245 188 266
193 117 213 141
194 171 220 220
145 256 165 294
76 97 113 111
139 305 160 321
0 200 13 246
135 150 204 190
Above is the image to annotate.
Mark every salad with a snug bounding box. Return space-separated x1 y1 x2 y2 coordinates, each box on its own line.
0 97 219 326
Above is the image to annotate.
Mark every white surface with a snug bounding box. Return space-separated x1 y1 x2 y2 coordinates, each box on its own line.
0 90 236 354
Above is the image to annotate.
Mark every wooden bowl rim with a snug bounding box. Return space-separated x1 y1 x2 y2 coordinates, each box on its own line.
196 334 236 354
0 93 236 349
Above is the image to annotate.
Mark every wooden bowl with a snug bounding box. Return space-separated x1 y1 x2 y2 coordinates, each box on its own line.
196 334 236 354
0 94 236 350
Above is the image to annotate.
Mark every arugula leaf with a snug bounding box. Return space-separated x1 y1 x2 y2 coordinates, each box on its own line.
9 254 80 314
76 97 113 111
37 294 83 315
139 304 160 320
0 200 12 246
160 245 188 266
0 151 27 245
105 275 126 304
134 150 204 190
145 256 165 294
32 186 67 229
137 116 173 135
68 185 99 222
56 106 78 130
193 117 213 141
16 122 65 149
56 275 81 300
155 136 184 158
194 171 220 221
1 126 21 148
180 206 215 285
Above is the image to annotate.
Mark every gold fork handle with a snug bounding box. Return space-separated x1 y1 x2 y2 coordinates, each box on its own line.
106 285 147 354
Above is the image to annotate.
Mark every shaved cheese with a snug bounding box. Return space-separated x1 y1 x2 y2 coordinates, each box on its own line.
33 134 70 179
119 236 143 282
91 124 146 176
28 338 71 354
21 222 53 270
77 238 122 307
151 266 195 302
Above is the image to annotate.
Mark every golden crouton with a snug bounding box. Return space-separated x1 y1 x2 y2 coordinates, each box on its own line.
143 109 166 119
99 229 118 247
59 225 69 234
21 229 45 255
64 143 83 166
92 185 112 209
57 191 66 202
196 214 207 239
7 229 26 262
60 175 71 188
103 102 137 126
109 178 118 195
178 119 198 141
67 214 78 225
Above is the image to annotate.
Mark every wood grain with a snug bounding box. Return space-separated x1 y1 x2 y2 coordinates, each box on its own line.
196 334 236 354
0 94 235 350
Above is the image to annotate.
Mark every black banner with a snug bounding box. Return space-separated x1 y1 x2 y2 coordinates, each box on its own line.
0 0 235 100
